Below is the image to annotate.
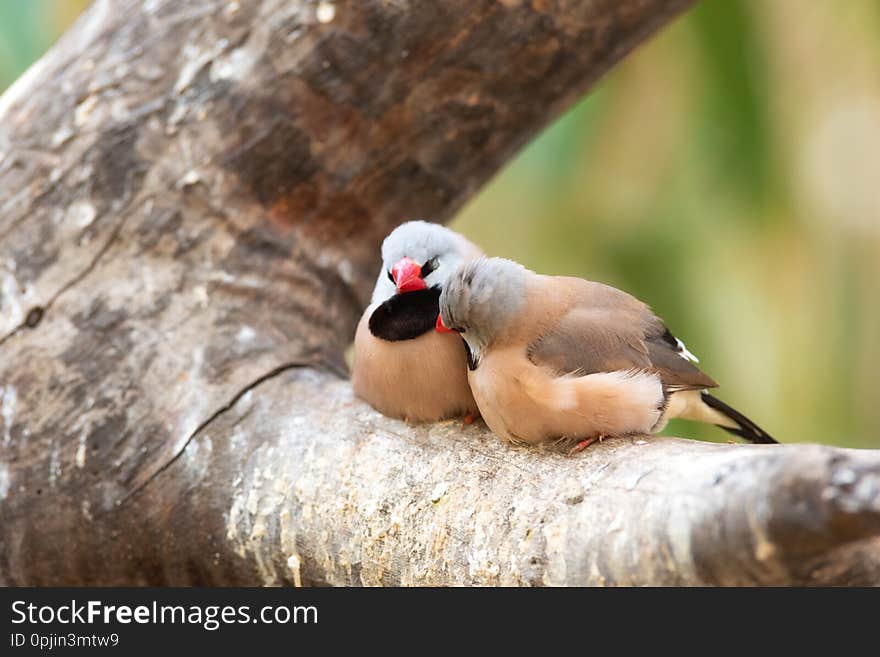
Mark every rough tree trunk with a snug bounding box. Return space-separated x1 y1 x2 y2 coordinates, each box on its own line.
0 0 877 586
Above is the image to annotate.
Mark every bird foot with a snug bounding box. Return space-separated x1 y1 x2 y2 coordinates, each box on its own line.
567 434 605 456
462 412 477 426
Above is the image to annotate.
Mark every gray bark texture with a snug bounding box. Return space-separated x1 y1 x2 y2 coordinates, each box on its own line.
1 0 877 586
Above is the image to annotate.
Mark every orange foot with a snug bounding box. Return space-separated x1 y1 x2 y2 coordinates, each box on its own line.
462 412 478 426
567 434 606 457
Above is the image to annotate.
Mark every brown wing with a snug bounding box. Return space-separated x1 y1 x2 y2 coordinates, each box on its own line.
526 281 717 391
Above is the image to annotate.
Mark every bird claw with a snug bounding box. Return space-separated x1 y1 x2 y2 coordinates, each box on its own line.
567 434 605 456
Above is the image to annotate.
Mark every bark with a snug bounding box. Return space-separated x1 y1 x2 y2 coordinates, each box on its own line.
0 0 877 586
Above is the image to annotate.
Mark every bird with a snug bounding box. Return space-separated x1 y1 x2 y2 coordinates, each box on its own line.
437 256 777 451
352 220 483 422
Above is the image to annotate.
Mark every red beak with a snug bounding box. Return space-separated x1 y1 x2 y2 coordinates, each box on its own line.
391 257 428 293
435 313 459 334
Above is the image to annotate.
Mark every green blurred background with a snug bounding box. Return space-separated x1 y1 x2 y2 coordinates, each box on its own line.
2 1 878 448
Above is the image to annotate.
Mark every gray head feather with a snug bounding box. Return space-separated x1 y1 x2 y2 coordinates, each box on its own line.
439 257 529 354
371 220 480 305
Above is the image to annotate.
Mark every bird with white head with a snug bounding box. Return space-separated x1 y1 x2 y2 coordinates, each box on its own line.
352 221 482 422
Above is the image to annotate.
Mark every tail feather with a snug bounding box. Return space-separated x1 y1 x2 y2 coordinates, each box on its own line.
700 392 777 444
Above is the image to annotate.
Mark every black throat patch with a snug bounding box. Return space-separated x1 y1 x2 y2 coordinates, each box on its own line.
368 287 442 342
463 340 479 371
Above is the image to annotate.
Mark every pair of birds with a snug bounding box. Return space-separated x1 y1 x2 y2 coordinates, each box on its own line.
353 221 776 451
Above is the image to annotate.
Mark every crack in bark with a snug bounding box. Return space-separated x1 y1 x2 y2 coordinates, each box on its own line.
119 360 324 505
0 191 42 244
0 208 129 349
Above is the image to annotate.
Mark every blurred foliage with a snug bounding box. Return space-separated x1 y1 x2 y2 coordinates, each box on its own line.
1 1 877 447
0 0 88 86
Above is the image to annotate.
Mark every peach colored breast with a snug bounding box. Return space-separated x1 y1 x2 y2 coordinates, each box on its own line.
352 307 477 422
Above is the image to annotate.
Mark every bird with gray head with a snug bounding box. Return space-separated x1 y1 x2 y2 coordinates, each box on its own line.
352 220 482 422
438 256 777 451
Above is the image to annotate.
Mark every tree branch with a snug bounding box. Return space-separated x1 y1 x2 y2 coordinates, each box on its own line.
139 370 880 586
3 0 877 586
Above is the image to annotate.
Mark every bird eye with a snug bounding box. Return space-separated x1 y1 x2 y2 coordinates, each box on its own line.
421 257 439 278
386 269 394 283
